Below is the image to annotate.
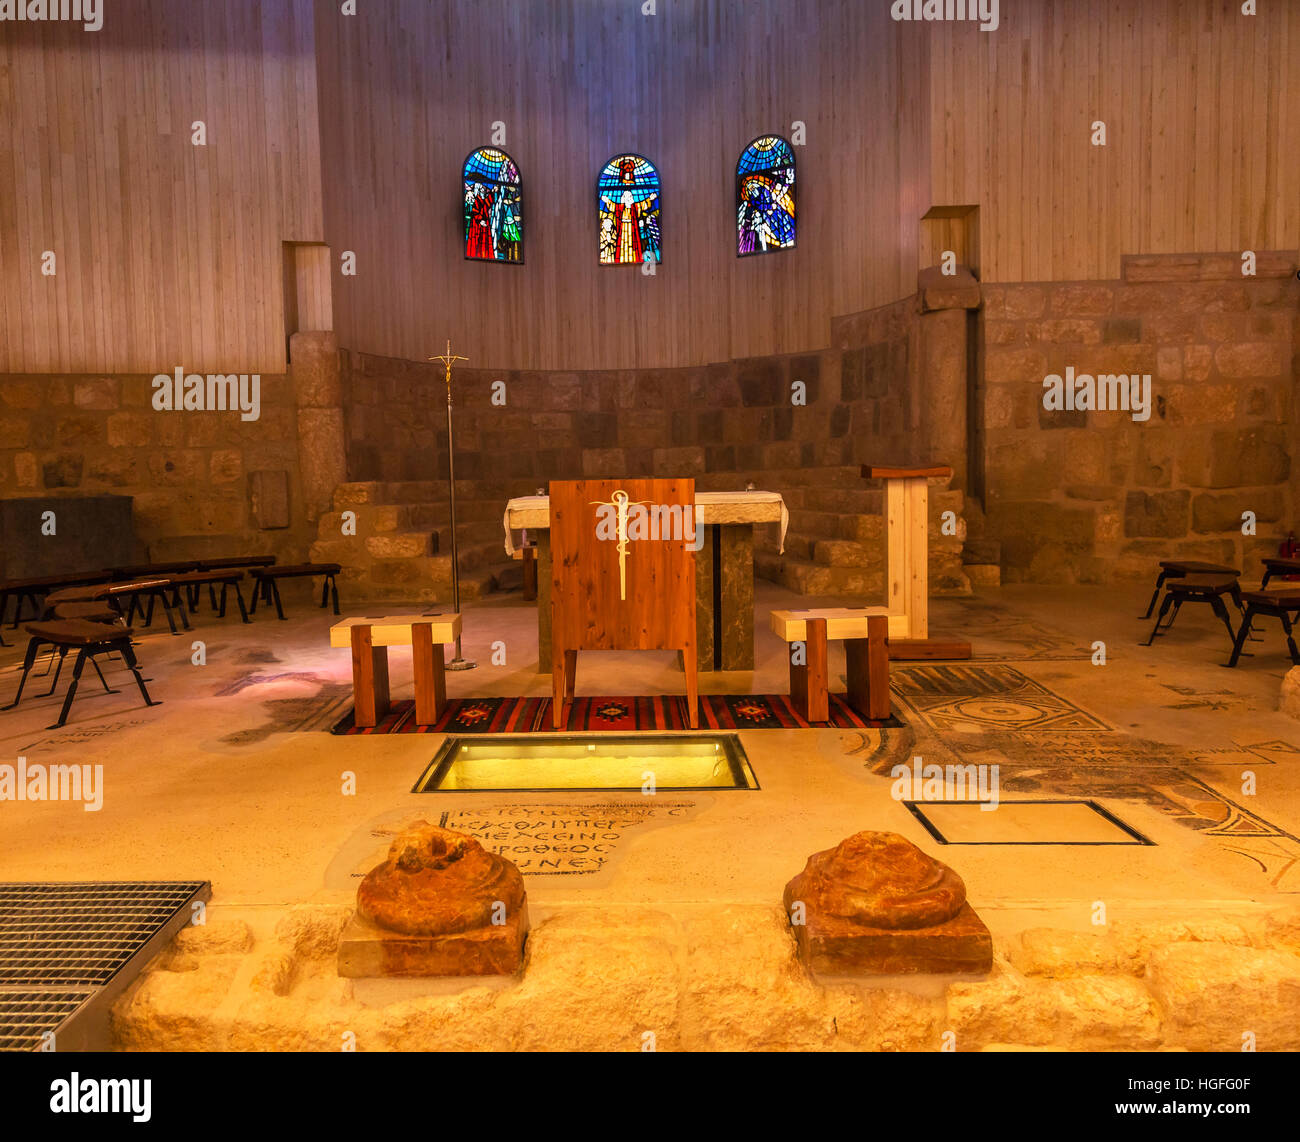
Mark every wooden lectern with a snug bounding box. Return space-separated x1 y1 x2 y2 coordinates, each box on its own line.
549 478 698 729
861 464 972 660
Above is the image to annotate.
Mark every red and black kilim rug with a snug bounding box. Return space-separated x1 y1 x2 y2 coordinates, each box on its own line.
330 694 904 735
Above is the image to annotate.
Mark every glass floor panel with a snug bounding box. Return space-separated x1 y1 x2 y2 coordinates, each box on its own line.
414 734 759 792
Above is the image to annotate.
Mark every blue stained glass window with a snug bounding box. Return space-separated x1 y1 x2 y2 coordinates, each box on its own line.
463 147 523 263
597 154 661 266
737 135 796 257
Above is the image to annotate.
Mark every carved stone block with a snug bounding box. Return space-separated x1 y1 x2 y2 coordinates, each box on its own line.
783 831 992 976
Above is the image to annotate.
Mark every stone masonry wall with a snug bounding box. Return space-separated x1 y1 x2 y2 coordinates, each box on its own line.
0 373 316 566
342 295 919 493
981 267 1300 583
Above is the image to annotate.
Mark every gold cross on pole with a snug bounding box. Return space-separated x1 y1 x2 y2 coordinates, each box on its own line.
590 489 653 601
429 340 469 402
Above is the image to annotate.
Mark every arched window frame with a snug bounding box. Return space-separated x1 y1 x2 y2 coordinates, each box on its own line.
736 134 796 258
596 152 662 267
462 146 524 265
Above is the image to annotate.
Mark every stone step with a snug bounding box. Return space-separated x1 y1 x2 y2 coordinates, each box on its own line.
811 538 874 568
791 487 885 515
755 550 885 600
962 538 1002 565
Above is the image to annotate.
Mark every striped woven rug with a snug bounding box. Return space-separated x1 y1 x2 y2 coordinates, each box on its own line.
331 693 903 735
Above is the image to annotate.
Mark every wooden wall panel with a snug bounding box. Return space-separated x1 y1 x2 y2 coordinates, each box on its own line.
312 0 928 371
928 0 1300 284
0 0 323 374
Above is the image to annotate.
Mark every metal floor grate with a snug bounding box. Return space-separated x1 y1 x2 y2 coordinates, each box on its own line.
0 990 94 1052
0 882 208 987
0 881 209 1050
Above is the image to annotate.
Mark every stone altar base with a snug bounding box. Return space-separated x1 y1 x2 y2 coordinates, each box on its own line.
786 901 991 976
338 821 529 979
337 906 528 979
784 830 992 977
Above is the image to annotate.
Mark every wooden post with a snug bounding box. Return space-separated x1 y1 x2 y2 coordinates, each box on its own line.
863 464 971 659
410 621 446 726
846 614 891 720
521 545 537 601
349 624 390 728
789 617 829 722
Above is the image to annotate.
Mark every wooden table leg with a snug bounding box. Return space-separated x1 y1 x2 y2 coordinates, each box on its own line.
411 621 446 726
789 617 829 722
846 615 890 720
350 624 390 728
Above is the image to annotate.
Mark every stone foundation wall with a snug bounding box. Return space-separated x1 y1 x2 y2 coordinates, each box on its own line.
113 901 1300 1052
342 295 919 493
0 373 316 565
981 263 1300 583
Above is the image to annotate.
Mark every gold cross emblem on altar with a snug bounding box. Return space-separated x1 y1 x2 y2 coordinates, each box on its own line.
590 489 652 601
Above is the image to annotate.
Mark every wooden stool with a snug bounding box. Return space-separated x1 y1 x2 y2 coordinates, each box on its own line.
3 620 159 729
330 614 461 728
252 562 342 619
1259 557 1300 590
770 608 891 721
1141 574 1241 648
1227 589 1300 667
1142 559 1239 619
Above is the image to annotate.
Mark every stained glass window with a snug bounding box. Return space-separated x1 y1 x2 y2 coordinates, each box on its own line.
737 135 795 257
463 147 523 263
597 154 661 266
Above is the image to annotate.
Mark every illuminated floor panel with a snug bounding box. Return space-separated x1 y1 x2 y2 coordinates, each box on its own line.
414 734 759 792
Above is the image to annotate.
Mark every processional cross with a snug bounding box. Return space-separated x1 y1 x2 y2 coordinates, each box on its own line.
427 340 474 669
590 489 652 601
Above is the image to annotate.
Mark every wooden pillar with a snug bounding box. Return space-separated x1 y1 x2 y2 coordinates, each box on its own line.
410 621 446 726
845 615 890 720
788 617 829 723
349 624 390 728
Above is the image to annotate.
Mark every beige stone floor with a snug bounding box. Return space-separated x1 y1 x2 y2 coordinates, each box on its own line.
1 580 1296 912
2 580 1299 1050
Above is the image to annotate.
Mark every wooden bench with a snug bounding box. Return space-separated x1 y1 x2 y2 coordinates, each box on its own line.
0 571 114 643
1142 559 1239 619
1259 557 1300 590
251 562 342 620
1140 574 1241 649
330 613 462 728
769 608 890 721
1227 588 1300 667
162 569 252 623
3 619 159 729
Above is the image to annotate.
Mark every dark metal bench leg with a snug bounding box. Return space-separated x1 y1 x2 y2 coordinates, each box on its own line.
320 577 329 608
1280 611 1300 665
50 649 88 729
231 582 250 624
1142 571 1169 619
119 641 160 708
43 647 70 696
1261 569 1274 590
328 575 339 615
89 654 119 694
272 580 286 620
1141 594 1176 646
1208 594 1238 648
1227 607 1256 667
3 637 44 709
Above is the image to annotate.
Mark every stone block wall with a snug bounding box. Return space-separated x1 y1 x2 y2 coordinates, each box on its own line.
980 267 1300 582
341 294 917 494
0 373 316 566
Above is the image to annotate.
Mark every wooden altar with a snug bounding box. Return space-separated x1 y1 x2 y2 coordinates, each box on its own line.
506 490 787 673
548 479 698 729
